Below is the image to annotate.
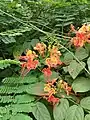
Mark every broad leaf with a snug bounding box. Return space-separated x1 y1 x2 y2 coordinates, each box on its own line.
30 39 39 47
75 47 88 60
53 98 69 120
65 105 84 120
68 60 85 79
80 97 90 111
85 114 90 120
26 82 45 95
72 77 90 92
32 102 51 120
63 52 73 65
87 57 90 71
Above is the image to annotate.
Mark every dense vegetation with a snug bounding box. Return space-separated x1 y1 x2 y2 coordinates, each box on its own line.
0 0 90 120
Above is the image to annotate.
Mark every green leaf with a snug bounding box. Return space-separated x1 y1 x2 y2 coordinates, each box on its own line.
0 59 20 69
10 113 32 120
65 105 84 120
32 102 51 120
53 99 69 120
72 77 90 92
13 45 23 59
68 60 85 79
8 103 34 113
80 97 90 111
0 107 7 114
3 76 38 84
50 71 59 79
15 94 35 104
30 39 39 47
85 114 90 120
63 52 73 65
75 47 88 60
26 82 45 95
0 35 16 44
87 57 90 71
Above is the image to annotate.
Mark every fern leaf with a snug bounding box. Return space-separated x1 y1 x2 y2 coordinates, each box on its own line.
10 113 32 120
0 86 19 94
0 35 16 44
0 107 7 114
0 96 14 103
0 94 35 104
0 27 32 37
7 103 35 113
3 76 38 84
15 94 35 104
0 59 20 69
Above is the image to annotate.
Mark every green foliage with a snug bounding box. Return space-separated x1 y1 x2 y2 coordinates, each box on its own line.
32 102 51 120
72 77 90 92
68 60 85 79
65 105 84 120
10 114 33 120
0 59 20 69
0 0 90 120
87 57 90 71
75 48 88 61
53 99 69 120
80 97 90 111
85 114 90 120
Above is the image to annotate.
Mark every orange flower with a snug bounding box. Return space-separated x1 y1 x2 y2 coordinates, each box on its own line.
43 80 59 105
26 50 38 60
20 50 39 76
71 32 86 47
26 59 39 70
47 95 59 105
78 24 90 33
44 79 56 96
34 43 46 57
42 67 52 77
46 45 62 68
60 80 72 95
71 24 90 47
46 56 62 68
50 46 61 57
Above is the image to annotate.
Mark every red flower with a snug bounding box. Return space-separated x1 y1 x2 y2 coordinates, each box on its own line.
26 59 39 70
20 50 39 76
34 43 46 57
72 32 86 47
42 68 52 77
47 95 59 105
46 57 62 68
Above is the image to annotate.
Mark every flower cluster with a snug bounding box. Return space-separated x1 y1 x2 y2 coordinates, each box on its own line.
46 46 62 68
42 67 52 78
44 79 59 105
20 42 65 105
20 50 39 76
59 80 72 95
34 43 46 57
70 24 90 47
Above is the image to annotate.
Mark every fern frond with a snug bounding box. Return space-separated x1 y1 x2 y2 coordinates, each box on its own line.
10 113 32 120
3 76 38 84
0 107 7 114
0 94 35 104
0 86 19 94
7 103 34 113
0 95 14 103
0 27 32 37
0 59 20 69
15 94 35 104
